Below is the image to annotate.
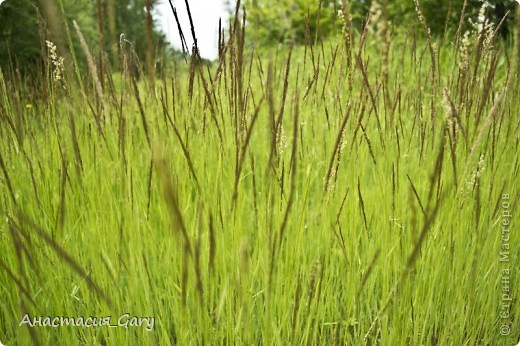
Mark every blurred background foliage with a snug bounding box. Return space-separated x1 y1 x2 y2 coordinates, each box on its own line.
0 0 518 76
0 0 171 76
244 0 518 46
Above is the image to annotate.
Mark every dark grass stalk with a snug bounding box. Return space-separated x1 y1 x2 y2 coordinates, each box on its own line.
9 208 42 280
236 8 247 131
0 257 38 308
117 217 129 273
106 0 118 69
131 76 151 148
160 90 174 128
198 64 223 142
232 97 265 206
332 223 348 264
355 55 384 149
365 142 447 342
145 0 155 87
250 153 259 228
146 157 153 220
168 0 189 58
34 5 50 101
340 0 353 69
304 9 315 72
142 252 156 299
349 93 367 153
159 88 171 129
208 212 216 276
9 224 29 291
184 0 200 56
0 103 21 148
95 0 105 90
194 236 203 304
73 21 105 114
84 96 112 158
0 152 17 207
118 101 127 169
469 28 488 101
359 123 377 166
392 163 397 214
474 52 499 133
305 260 325 342
68 110 83 183
357 177 369 233
277 77 299 251
335 188 350 226
290 273 303 346
474 164 482 226
426 128 446 208
279 164 285 210
218 18 224 59
320 46 338 100
313 258 325 309
130 168 134 211
516 5 520 76
455 0 468 49
275 48 293 148
154 154 193 305
188 49 198 103
99 252 116 285
443 0 454 40
154 153 193 257
461 69 512 195
264 62 276 177
20 300 42 346
406 174 426 217
11 212 113 308
324 105 352 193
159 97 200 189
314 0 324 44
355 249 381 301
56 152 67 232
303 54 320 101
307 261 320 310
413 0 437 84
25 156 42 209
381 0 390 87
446 124 459 189
443 88 468 148
181 241 192 306
171 75 178 122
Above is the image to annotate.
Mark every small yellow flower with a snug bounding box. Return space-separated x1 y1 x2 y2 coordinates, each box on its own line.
25 104 33 109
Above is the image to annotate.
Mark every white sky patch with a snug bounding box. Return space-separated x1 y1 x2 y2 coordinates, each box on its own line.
156 0 229 60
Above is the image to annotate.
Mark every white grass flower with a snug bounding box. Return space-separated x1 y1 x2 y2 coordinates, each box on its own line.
459 31 470 71
463 155 486 194
277 124 287 156
46 40 66 87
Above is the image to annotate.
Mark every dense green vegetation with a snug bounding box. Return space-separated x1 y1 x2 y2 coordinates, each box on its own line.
245 0 519 46
0 0 171 75
0 0 519 344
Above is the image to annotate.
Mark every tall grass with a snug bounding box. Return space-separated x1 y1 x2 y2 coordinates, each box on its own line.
0 1 519 344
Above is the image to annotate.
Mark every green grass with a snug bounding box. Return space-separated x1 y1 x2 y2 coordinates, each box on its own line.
0 5 519 345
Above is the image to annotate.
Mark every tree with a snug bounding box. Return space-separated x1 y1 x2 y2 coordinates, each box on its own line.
102 0 170 71
0 0 42 74
0 0 172 78
244 0 339 46
241 0 518 48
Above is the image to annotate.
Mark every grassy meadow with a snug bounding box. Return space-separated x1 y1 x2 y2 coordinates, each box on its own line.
0 1 519 345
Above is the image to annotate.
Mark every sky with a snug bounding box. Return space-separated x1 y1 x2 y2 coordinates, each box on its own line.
156 0 229 60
